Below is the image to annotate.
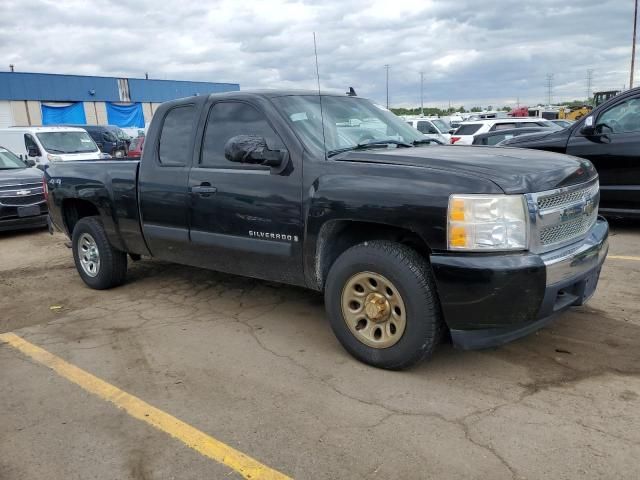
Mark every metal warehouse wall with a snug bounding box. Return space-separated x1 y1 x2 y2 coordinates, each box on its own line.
128 79 239 102
0 72 240 103
0 72 120 101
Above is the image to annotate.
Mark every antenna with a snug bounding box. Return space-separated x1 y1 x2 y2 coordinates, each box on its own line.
313 32 327 156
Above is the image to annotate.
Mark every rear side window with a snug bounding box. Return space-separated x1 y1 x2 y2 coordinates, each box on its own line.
455 124 482 135
158 105 195 166
490 123 516 131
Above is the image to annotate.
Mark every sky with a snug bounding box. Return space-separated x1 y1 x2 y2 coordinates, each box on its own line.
0 0 636 109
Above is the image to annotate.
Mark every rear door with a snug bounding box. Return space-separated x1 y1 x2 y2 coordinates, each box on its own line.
186 98 304 284
566 96 640 215
138 102 199 262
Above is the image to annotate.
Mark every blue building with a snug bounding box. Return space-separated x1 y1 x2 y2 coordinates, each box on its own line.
0 71 239 128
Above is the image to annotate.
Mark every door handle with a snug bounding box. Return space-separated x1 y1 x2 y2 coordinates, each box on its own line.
191 184 217 195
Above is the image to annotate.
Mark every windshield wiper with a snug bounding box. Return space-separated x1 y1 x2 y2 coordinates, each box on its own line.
327 139 413 157
412 138 442 145
45 148 66 153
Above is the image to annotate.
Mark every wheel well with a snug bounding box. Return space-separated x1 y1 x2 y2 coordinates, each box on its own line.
315 220 431 290
62 199 100 235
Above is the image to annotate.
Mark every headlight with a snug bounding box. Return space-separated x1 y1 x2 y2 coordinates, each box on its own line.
447 194 528 251
47 154 63 162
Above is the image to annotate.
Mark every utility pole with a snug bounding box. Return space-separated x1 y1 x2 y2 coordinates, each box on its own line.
546 73 554 105
420 71 424 116
9 64 14 72
384 64 390 109
586 69 593 101
631 0 638 88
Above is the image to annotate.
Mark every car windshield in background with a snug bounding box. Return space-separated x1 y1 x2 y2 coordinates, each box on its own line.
431 119 450 132
455 124 482 135
272 95 424 155
0 147 26 169
36 131 97 154
112 128 129 140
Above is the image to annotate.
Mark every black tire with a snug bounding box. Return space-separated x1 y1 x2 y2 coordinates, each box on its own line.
324 240 442 370
72 216 127 290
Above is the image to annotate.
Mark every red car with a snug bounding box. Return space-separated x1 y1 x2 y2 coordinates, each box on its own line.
127 135 145 159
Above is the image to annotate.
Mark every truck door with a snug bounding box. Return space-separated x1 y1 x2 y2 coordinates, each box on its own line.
138 103 198 262
187 99 304 285
566 96 640 215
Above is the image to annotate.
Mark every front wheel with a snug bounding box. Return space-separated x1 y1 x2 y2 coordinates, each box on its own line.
324 241 442 370
72 217 127 290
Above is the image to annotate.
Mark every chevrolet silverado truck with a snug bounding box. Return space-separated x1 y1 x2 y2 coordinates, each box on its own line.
45 90 609 369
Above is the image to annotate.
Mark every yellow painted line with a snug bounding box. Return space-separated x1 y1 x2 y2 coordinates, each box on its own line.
608 255 640 261
0 332 291 480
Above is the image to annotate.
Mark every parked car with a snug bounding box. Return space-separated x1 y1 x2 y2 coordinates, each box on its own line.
501 87 640 218
451 118 561 145
472 127 551 146
405 118 452 143
69 125 129 158
0 126 102 168
46 90 608 369
0 145 48 231
127 135 145 159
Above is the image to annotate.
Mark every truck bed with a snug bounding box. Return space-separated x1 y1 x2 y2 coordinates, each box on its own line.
46 160 149 256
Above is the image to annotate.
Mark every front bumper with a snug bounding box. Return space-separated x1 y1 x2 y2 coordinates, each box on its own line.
0 213 48 232
430 217 609 349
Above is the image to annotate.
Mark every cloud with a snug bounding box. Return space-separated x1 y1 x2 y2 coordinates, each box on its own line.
0 0 635 108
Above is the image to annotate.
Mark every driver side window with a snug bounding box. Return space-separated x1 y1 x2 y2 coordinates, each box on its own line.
24 134 40 156
597 98 640 133
200 102 285 168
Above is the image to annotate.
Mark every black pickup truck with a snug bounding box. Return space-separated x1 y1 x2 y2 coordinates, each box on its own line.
46 90 609 369
502 87 640 218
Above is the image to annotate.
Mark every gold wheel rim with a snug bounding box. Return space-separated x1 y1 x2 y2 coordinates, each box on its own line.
341 271 407 349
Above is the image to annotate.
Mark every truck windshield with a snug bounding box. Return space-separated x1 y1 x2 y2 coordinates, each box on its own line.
272 95 425 156
0 147 26 169
36 131 98 154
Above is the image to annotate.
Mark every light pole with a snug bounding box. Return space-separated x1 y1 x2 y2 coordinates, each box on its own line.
420 71 424 116
384 64 390 109
631 0 638 88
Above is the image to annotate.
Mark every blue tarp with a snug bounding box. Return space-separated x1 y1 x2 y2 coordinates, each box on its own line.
41 102 87 125
106 102 145 128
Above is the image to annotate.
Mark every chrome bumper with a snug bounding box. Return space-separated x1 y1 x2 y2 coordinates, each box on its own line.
541 217 609 286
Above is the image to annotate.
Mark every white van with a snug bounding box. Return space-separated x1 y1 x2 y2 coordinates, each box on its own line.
405 118 451 143
0 126 102 168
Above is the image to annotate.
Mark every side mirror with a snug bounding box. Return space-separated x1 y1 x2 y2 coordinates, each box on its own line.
25 158 36 167
27 146 39 157
224 135 286 167
448 128 456 134
580 115 595 135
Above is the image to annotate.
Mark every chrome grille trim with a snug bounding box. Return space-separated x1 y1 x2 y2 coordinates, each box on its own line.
0 187 44 198
537 181 600 211
526 178 600 254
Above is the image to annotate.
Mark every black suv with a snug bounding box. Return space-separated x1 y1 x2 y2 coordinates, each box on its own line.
502 87 640 217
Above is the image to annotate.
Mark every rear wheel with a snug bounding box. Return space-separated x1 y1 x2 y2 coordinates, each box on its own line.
72 217 127 289
325 241 442 370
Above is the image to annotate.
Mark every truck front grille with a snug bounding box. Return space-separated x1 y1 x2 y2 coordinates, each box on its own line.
527 179 600 253
539 212 597 246
0 182 45 207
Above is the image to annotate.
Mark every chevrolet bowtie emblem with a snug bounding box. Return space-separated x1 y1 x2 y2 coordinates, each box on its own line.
16 189 31 196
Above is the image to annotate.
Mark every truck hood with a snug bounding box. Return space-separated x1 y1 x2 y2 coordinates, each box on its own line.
0 167 43 185
338 145 596 194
